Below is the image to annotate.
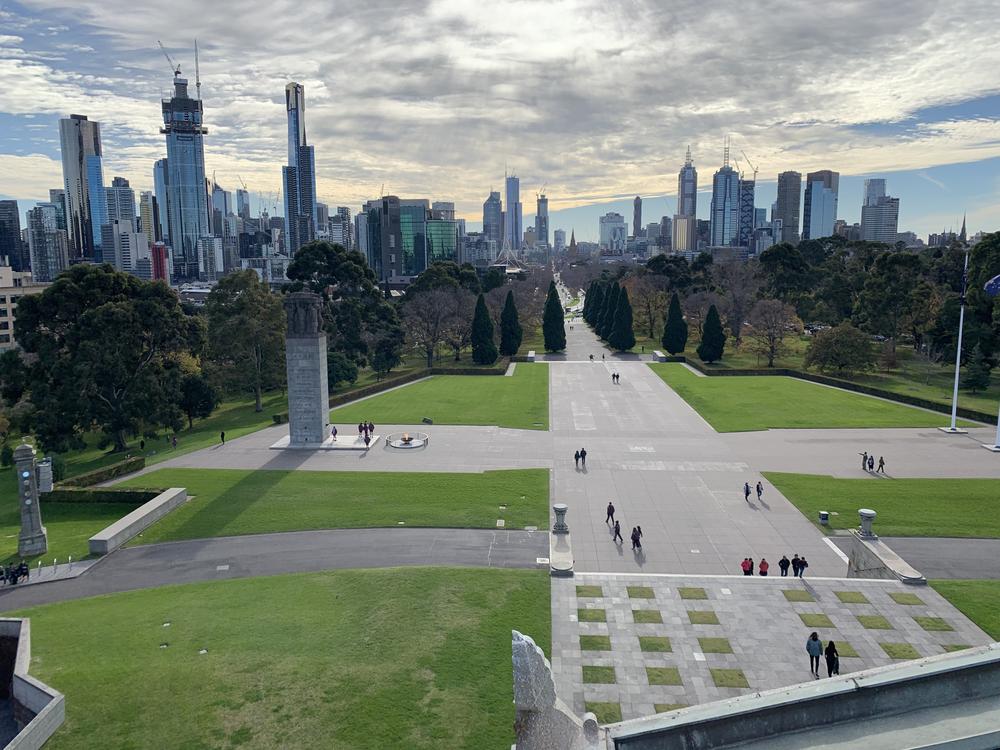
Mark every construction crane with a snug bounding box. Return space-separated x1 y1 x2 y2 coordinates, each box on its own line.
537 183 547 199
194 39 202 101
740 150 759 182
237 175 249 192
157 40 181 79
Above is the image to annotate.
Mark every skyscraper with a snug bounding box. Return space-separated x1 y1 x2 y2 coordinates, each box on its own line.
236 189 251 222
336 207 352 250
504 174 522 250
775 171 802 245
59 114 105 261
677 147 697 218
802 170 839 240
633 196 643 238
535 193 549 247
107 176 137 227
431 201 455 220
161 70 209 279
26 203 69 282
553 229 566 252
139 191 161 245
860 178 900 244
48 189 67 231
153 158 170 243
0 201 27 271
483 191 502 247
738 179 755 247
709 148 740 247
283 82 317 256
599 212 626 253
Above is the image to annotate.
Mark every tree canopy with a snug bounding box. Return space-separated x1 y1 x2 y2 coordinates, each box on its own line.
499 290 523 357
662 292 688 354
696 304 726 363
542 281 566 352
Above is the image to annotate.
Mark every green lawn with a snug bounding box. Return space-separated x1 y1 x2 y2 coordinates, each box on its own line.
11 566 550 749
118 467 548 544
930 580 1000 640
766 473 1000 537
329 364 549 431
649 363 974 432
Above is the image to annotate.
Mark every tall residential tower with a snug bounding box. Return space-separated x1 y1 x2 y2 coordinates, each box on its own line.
59 114 106 261
283 82 317 255
775 171 802 245
802 170 839 240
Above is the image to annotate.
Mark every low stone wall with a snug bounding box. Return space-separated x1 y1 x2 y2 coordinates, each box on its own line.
0 619 65 750
88 487 187 556
846 530 926 585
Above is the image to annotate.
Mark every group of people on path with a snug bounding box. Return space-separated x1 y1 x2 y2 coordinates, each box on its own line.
743 481 764 503
611 372 621 384
740 554 809 577
573 448 588 468
605 502 643 551
357 421 376 448
2 561 30 586
859 451 886 474
807 633 840 678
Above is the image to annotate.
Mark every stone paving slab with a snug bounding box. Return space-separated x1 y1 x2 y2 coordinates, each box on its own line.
550 573 993 722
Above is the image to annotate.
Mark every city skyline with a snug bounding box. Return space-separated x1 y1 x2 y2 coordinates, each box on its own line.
0 0 998 241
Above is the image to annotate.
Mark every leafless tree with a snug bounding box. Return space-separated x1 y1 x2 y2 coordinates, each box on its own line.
625 275 669 340
747 299 802 367
683 290 722 335
441 289 477 361
714 260 761 348
403 288 455 368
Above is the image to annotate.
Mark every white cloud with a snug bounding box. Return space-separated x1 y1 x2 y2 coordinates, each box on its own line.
0 153 64 202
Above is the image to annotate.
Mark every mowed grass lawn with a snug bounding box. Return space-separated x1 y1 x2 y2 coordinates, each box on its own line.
930 580 1000 640
648 363 975 432
13 567 550 750
118 467 548 543
766 472 1000 537
329 363 549 431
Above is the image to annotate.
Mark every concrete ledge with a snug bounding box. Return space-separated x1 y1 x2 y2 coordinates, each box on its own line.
88 487 187 556
847 529 926 585
0 618 65 750
652 350 668 362
527 350 536 362
270 435 380 451
549 532 574 577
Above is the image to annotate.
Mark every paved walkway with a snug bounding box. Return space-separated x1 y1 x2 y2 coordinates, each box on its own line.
831 536 1000 579
0 528 547 611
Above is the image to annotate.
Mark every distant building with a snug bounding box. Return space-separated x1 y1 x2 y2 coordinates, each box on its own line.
483 191 503 247
315 202 329 234
738 179 755 247
431 201 455 220
504 175 522 250
106 176 137 228
100 218 149 275
523 227 536 249
26 203 69 282
709 154 740 247
599 212 627 253
632 196 643 238
860 178 900 244
775 171 801 245
0 265 50 351
553 228 566 253
834 220 862 242
197 236 225 281
59 114 106 261
139 191 160 245
677 147 697 217
236 189 251 222
336 207 351 250
48 189 67 231
535 194 549 247
646 222 661 240
426 217 458 265
150 241 170 281
283 82 317 255
672 215 696 255
153 158 170 244
0 201 27 272
802 170 839 240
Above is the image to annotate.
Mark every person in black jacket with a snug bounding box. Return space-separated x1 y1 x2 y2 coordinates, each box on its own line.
825 641 840 677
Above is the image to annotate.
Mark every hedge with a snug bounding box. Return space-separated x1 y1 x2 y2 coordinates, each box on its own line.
43 488 160 505
57 456 146 488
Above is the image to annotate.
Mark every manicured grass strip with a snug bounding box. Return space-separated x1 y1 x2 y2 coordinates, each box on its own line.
655 704 689 713
836 642 859 658
582 666 616 684
646 667 682 686
329 364 550 431
578 608 607 623
880 642 921 660
799 613 834 628
639 636 672 653
942 644 972 653
627 586 655 599
586 702 622 724
698 637 733 654
576 585 604 598
10 566 550 749
633 609 663 624
678 587 707 600
765 473 1000 538
580 635 612 651
835 591 870 604
890 592 925 606
857 615 893 630
688 610 719 625
782 589 815 602
931 580 1000 640
710 669 749 688
914 616 954 632
648 363 969 432
118 467 548 543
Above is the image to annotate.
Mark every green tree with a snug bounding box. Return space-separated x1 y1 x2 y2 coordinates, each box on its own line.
645 254 692 292
0 350 27 406
542 281 567 352
499 290 523 356
482 266 506 293
854 251 922 354
662 292 688 354
14 264 193 452
327 351 359 390
696 304 726 363
961 343 992 393
406 261 481 297
583 280 597 322
204 270 286 412
471 293 498 364
179 373 219 430
599 283 620 340
803 322 876 375
758 243 811 304
585 282 603 326
608 288 636 351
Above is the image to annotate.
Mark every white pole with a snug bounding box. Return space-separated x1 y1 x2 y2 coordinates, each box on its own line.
944 247 969 432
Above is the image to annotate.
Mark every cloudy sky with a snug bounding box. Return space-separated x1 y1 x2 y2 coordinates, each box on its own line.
1 0 999 240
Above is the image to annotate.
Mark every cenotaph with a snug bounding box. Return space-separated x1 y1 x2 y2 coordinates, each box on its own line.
15 443 48 556
283 291 329 447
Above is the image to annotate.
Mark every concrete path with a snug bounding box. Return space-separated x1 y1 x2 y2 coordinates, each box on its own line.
831 536 1000 579
0 528 547 611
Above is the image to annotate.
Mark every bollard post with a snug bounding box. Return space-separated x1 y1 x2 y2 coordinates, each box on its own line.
552 503 569 534
859 508 877 538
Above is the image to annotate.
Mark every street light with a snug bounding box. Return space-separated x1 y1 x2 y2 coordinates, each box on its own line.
981 272 1000 452
939 244 970 434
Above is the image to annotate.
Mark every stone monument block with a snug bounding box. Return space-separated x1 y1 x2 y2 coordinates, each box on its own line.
283 292 329 447
15 444 48 557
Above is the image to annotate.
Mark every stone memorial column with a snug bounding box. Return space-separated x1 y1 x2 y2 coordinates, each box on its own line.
283 291 330 447
15 443 48 556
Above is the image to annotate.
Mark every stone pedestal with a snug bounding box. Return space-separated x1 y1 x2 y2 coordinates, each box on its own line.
283 292 329 448
15 444 47 557
552 503 569 534
859 508 877 538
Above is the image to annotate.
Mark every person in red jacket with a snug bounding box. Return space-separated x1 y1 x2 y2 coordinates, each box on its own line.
740 558 751 575
758 558 769 576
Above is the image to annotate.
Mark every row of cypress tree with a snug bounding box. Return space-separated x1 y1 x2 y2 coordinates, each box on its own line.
471 290 524 364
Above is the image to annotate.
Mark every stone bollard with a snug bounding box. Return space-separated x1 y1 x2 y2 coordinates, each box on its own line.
818 511 830 526
552 503 569 534
859 508 877 538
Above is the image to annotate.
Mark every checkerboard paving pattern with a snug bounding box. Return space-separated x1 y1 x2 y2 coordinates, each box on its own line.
550 574 993 722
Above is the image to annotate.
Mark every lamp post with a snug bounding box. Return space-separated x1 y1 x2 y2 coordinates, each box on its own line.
981 272 1000 451
940 245 970 434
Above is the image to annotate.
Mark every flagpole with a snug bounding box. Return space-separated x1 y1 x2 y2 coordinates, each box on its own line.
940 245 969 434
982 268 1000 451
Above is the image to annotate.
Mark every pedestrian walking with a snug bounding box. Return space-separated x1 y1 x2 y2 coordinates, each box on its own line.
331 425 338 441
368 420 375 435
877 456 885 474
741 558 751 575
606 501 615 524
574 450 581 468
358 422 364 437
798 556 809 578
861 451 868 471
825 641 840 677
220 431 225 445
171 435 177 450
631 527 642 550
806 632 823 677
868 455 874 472
759 558 769 576
779 555 790 577
637 525 642 541
748 557 754 575
364 433 371 450
756 481 763 502
613 520 623 544
140 439 146 452
791 554 801 577
580 448 587 467
744 482 751 502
